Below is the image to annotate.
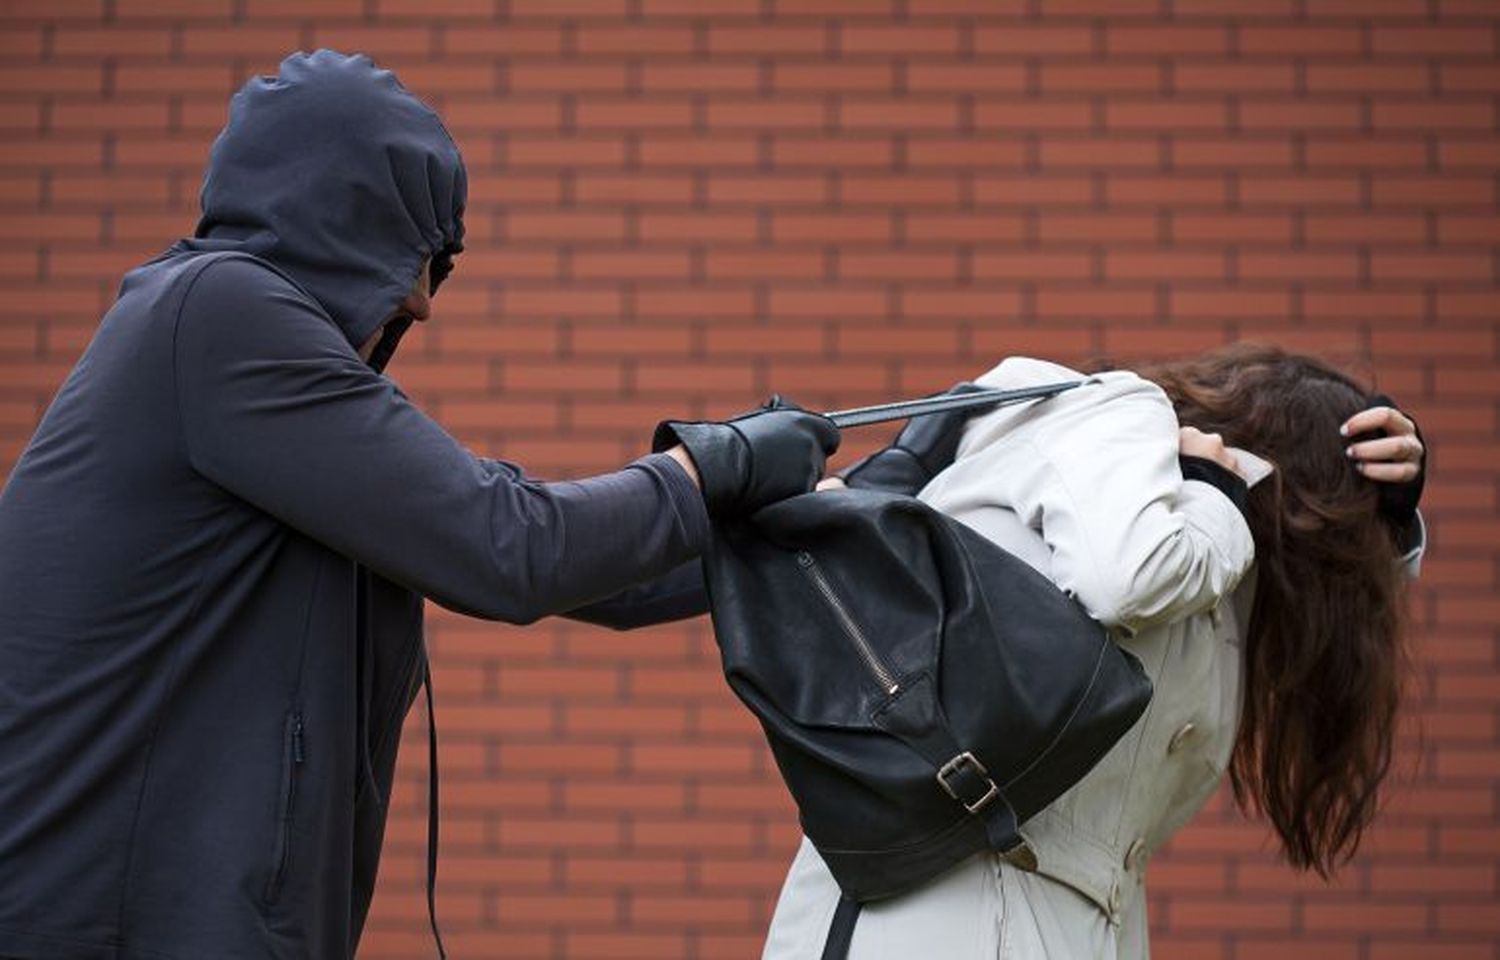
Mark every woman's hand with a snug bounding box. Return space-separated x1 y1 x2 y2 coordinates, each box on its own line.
816 476 847 492
1341 406 1424 484
1178 427 1243 478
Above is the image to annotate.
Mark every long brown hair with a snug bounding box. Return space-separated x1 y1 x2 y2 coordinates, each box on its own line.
1136 343 1410 876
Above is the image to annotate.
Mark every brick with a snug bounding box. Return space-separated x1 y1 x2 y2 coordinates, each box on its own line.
51 100 171 132
441 26 560 56
906 62 1026 95
972 250 1092 280
572 174 692 204
1372 26 1496 55
706 99 824 131
706 175 824 204
1240 26 1363 56
0 64 101 94
577 27 698 57
507 62 625 95
1373 252 1493 282
1305 139 1429 170
1240 251 1361 281
1038 212 1158 243
641 62 758 95
1174 213 1293 243
638 136 758 167
975 174 1093 205
1107 100 1229 132
1042 63 1160 94
841 98 962 132
1304 214 1427 244
574 98 694 132
631 819 757 851
113 64 237 97
631 894 752 926
1240 100 1363 131
1108 175 1228 205
1238 175 1361 206
904 212 1023 243
1108 25 1229 55
510 0 629 13
707 25 825 56
635 361 757 395
1303 901 1430 934
1175 63 1296 94
1039 137 1160 170
843 24 961 55
638 212 758 242
768 62 887 96
1374 101 1496 132
704 249 824 281
566 933 687 960
975 99 1093 132
1038 288 1157 319
970 323 1097 356
564 856 690 888
974 24 1095 55
773 212 893 243
180 25 304 56
846 174 965 206
1108 250 1227 281
1306 63 1431 94
570 325 693 358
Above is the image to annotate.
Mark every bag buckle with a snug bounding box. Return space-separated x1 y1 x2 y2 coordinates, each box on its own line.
936 751 999 815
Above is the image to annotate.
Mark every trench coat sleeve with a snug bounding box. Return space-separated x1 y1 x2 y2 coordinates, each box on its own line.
950 359 1256 632
173 257 709 624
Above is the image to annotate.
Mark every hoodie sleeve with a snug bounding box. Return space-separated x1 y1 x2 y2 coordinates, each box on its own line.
173 256 709 624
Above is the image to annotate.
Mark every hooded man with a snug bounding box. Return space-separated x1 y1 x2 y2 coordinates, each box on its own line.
0 51 838 960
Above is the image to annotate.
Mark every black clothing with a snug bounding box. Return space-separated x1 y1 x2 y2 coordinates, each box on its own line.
0 51 706 960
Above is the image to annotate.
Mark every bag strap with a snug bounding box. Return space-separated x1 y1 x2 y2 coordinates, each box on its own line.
819 895 863 960
871 673 1033 860
824 380 1090 429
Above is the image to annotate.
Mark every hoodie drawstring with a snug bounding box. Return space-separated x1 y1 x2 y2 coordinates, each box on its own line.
424 661 446 959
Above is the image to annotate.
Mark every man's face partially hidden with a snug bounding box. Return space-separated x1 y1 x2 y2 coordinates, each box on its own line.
358 258 432 362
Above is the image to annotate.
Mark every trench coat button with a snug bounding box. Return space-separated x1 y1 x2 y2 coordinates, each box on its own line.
1124 836 1147 872
1167 722 1197 754
1107 882 1123 919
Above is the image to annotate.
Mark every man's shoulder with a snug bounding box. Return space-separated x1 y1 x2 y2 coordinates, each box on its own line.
172 250 310 305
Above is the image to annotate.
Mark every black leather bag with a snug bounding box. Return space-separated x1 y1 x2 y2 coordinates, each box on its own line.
702 488 1153 958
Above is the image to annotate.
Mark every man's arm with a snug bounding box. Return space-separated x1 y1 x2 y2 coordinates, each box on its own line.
175 257 709 623
563 560 709 630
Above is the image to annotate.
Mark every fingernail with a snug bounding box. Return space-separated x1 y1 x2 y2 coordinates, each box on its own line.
1339 423 1349 437
1345 446 1355 458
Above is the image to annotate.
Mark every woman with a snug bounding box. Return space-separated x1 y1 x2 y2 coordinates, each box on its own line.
763 343 1426 959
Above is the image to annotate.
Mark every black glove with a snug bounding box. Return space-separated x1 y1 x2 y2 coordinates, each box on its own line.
839 382 989 496
652 397 841 517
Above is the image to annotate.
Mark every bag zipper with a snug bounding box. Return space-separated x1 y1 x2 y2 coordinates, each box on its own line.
797 550 901 696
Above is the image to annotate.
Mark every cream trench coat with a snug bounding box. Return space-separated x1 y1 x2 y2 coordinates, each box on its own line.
762 357 1424 960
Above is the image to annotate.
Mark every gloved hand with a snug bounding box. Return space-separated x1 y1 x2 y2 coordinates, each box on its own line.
652 397 841 517
839 382 989 496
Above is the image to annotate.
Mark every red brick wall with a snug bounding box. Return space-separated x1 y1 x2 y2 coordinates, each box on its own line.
2 1 1497 957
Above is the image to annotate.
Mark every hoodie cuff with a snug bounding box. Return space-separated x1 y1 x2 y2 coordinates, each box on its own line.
632 452 710 553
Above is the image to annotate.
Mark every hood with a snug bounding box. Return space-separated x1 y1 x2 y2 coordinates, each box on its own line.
184 50 466 367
